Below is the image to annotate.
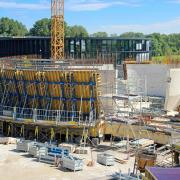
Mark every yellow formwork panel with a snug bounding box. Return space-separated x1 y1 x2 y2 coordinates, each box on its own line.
0 69 101 115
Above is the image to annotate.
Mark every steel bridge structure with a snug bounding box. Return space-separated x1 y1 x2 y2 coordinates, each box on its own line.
0 37 151 64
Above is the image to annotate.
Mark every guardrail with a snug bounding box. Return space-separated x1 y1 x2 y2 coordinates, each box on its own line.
0 105 96 126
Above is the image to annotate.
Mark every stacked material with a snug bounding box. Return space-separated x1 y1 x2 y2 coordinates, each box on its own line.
16 140 35 152
28 143 47 157
59 143 76 153
130 139 154 148
39 147 69 165
39 154 56 165
114 140 131 148
37 147 48 157
75 147 90 154
97 153 115 166
62 155 83 171
0 137 18 145
171 131 180 151
136 150 157 172
48 147 69 157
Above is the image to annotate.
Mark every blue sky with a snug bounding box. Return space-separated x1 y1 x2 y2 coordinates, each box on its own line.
0 0 180 34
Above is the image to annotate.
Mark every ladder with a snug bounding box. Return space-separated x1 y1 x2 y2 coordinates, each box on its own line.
80 125 88 149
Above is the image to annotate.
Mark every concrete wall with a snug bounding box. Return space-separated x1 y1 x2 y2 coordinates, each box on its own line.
126 64 169 97
165 69 180 111
99 69 116 114
104 122 171 144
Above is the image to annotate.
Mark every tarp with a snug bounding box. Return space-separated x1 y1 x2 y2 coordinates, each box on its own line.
146 167 180 180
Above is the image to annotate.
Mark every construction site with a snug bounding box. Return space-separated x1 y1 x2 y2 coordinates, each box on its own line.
0 1 180 180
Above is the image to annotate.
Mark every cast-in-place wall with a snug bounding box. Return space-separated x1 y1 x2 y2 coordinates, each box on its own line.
165 69 180 111
126 64 169 97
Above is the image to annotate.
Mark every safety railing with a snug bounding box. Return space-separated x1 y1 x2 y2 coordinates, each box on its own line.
0 105 97 126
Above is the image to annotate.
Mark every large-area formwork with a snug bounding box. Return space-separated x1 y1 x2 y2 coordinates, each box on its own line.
0 61 101 141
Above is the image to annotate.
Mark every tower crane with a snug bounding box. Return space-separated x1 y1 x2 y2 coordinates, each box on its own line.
51 0 64 60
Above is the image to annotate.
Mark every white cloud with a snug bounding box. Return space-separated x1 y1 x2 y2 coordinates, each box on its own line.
98 17 180 34
0 0 141 11
0 1 49 10
169 0 180 3
66 0 141 11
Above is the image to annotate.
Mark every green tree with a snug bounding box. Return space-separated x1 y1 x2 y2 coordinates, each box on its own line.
92 32 108 37
147 33 163 56
120 32 145 38
0 17 28 36
68 25 88 37
110 33 118 37
118 32 180 57
29 18 51 36
29 18 83 37
64 22 71 37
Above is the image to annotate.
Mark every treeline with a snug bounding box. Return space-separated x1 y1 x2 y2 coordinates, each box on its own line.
0 17 88 38
0 17 180 56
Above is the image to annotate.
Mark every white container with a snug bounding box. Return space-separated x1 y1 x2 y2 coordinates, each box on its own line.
62 156 83 171
59 143 76 153
38 147 48 157
75 147 90 154
97 153 115 166
16 140 34 152
28 143 47 157
39 154 55 165
29 145 39 156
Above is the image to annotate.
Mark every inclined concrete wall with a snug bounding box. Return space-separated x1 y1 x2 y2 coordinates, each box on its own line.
165 69 180 111
126 64 169 97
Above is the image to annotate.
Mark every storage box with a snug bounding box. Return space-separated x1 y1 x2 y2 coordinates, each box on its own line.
16 140 34 152
62 156 83 171
97 153 115 166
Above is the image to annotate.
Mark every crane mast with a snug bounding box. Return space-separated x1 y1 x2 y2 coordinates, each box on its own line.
51 0 64 60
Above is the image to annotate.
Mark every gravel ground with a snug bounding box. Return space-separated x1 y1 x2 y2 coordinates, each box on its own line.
0 143 135 180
